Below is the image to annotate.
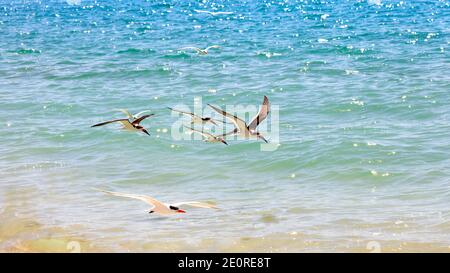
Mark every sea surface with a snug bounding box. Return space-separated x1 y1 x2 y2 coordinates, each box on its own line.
1 0 449 252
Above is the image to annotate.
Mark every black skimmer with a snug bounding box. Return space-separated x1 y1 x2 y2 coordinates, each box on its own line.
208 96 270 143
178 45 220 55
95 189 218 216
91 114 154 136
184 126 228 145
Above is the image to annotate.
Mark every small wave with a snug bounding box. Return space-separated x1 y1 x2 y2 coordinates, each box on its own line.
306 45 375 56
160 52 192 59
338 45 374 55
45 66 175 81
9 48 41 55
55 60 80 65
260 213 279 223
116 48 156 55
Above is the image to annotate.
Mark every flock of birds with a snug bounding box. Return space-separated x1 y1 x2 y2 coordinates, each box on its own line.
91 95 270 146
92 92 271 215
89 8 268 216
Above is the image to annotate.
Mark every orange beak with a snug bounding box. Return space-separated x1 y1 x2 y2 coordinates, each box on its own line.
177 209 186 213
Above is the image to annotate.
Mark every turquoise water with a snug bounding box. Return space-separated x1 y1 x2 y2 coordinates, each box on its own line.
1 0 449 252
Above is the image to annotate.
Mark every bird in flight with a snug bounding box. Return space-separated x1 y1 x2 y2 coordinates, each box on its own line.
95 188 218 216
178 45 220 55
115 109 152 120
91 114 154 136
184 126 228 145
208 96 270 143
194 10 234 16
168 107 224 126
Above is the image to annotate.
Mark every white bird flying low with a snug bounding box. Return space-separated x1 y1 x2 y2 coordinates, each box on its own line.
115 109 152 120
178 45 220 55
94 188 218 216
194 10 234 16
168 107 224 126
208 96 270 143
91 114 154 136
184 126 228 145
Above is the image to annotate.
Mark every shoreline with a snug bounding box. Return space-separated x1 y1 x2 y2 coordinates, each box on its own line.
1 214 448 253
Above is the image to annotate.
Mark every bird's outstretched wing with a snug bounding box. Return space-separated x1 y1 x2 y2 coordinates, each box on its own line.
132 114 154 125
184 126 228 145
178 47 201 52
207 118 218 126
248 96 270 131
91 119 130 128
208 104 247 132
134 110 152 118
168 107 195 117
218 128 239 138
172 201 218 209
205 45 220 51
94 188 167 211
115 109 134 119
202 117 224 126
183 126 213 139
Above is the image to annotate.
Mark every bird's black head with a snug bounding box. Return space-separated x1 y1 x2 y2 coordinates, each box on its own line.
169 205 186 213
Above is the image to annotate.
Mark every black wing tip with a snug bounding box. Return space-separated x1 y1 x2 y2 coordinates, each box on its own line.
133 115 153 124
208 103 221 111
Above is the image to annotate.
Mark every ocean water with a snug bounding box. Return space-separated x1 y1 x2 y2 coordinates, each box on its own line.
1 0 449 252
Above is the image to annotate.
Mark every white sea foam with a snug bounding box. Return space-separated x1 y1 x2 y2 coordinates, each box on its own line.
368 0 382 6
66 0 81 5
320 14 330 20
257 51 282 58
345 70 360 75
